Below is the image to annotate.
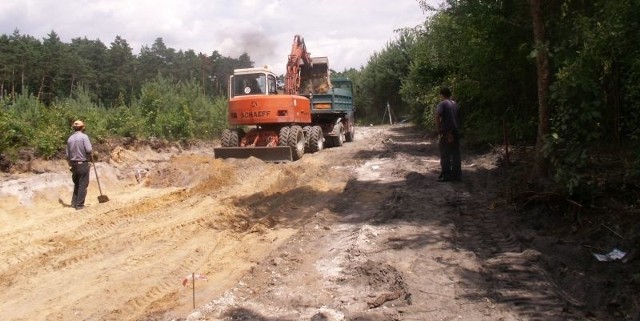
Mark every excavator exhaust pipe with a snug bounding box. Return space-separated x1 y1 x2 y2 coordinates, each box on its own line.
214 146 293 163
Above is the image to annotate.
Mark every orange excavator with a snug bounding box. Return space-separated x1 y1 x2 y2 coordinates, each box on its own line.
214 35 355 162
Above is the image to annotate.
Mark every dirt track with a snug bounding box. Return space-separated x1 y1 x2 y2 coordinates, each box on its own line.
0 125 595 321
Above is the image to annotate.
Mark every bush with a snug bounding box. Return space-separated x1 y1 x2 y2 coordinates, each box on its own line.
0 75 229 166
0 109 31 160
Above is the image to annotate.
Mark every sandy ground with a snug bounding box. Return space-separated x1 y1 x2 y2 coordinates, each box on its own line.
0 125 597 321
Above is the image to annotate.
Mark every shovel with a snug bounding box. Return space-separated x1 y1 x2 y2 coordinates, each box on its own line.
91 154 110 203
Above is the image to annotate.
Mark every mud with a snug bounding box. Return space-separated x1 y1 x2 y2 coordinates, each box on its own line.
0 125 622 321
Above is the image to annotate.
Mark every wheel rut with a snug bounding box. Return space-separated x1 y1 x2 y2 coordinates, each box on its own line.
452 187 587 321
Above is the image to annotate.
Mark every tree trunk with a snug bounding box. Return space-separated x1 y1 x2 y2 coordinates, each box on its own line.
38 73 46 102
530 0 551 179
69 73 75 97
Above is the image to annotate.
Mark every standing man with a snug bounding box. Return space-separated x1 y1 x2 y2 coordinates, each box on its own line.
435 87 462 182
66 120 92 210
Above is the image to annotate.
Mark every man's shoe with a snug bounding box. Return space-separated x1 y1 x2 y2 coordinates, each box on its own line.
437 177 450 182
75 206 84 211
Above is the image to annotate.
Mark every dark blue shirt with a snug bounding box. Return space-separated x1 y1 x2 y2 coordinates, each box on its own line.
436 99 460 133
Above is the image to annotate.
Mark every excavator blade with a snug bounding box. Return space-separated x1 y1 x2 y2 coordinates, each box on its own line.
214 146 293 163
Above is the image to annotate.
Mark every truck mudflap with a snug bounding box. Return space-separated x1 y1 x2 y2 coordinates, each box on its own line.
213 146 293 162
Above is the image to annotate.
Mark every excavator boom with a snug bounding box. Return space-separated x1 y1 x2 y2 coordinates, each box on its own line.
284 35 313 95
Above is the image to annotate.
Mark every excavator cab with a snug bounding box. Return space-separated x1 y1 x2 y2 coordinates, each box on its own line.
231 73 269 96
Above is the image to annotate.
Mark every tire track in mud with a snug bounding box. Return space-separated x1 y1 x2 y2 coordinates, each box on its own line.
0 204 114 274
110 235 225 320
0 188 198 288
333 127 588 321
39 162 239 272
1 152 344 321
0 164 209 316
1 187 201 275
0 194 159 284
0 191 223 321
451 181 587 321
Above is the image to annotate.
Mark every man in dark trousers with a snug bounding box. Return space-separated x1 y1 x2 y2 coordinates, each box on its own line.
66 120 93 210
435 87 462 182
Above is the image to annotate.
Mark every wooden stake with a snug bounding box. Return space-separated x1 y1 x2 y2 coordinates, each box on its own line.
192 272 196 309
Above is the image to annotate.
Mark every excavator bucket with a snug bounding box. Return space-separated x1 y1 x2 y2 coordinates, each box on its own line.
214 146 293 163
300 57 331 94
310 57 328 73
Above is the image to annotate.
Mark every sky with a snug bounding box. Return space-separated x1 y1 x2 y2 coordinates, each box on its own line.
1 0 434 75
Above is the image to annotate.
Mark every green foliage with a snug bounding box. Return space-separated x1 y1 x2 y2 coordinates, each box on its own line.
107 106 143 138
31 122 66 159
539 0 640 194
0 74 228 162
544 60 603 194
0 106 31 159
0 30 248 160
1 92 70 158
138 75 194 139
356 31 415 124
634 148 640 179
200 96 230 138
1 30 252 108
398 4 538 147
3 2 640 191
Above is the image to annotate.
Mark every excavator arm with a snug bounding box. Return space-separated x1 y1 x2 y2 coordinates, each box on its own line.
284 35 313 95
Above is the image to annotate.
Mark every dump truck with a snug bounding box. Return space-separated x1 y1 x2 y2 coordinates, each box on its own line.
214 35 355 162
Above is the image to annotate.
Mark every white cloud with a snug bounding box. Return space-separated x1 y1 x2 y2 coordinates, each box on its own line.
1 0 433 74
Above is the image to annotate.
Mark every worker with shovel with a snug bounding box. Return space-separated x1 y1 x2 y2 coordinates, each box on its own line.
66 120 93 210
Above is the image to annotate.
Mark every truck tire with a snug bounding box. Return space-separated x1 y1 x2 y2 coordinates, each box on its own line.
278 126 290 146
221 128 240 147
307 126 324 153
345 127 355 142
288 126 305 160
333 123 345 147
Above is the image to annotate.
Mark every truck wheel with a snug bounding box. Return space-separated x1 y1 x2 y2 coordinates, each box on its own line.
278 126 290 146
345 128 355 142
333 123 344 147
221 129 239 147
307 126 324 153
288 126 305 160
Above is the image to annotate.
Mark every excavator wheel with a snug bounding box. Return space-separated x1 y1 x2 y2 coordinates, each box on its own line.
303 126 313 149
278 126 290 146
221 128 240 147
287 126 305 160
307 126 324 153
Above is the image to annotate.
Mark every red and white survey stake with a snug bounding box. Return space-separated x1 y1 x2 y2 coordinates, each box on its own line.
182 273 208 287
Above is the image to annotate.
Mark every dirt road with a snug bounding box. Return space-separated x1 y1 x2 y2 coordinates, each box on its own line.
0 125 591 321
